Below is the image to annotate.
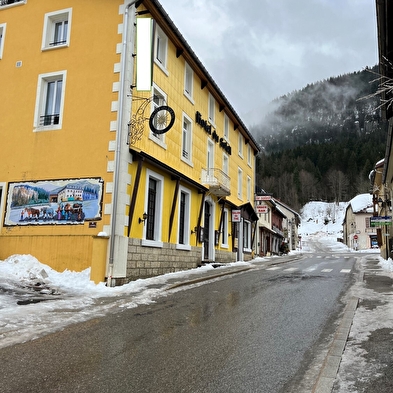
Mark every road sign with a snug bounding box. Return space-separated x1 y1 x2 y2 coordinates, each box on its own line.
370 216 392 227
353 235 358 240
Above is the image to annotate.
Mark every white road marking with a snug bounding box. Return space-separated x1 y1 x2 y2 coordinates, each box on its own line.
284 267 298 272
266 266 281 270
340 269 351 273
304 268 316 272
321 269 333 273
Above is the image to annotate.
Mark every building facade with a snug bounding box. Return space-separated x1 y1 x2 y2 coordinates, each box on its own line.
342 194 376 251
254 194 300 256
0 0 259 284
375 0 393 259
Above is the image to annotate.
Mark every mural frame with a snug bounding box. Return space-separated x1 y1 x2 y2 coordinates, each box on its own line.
4 177 104 226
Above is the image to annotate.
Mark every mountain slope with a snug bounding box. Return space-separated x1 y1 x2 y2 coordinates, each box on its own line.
252 66 386 210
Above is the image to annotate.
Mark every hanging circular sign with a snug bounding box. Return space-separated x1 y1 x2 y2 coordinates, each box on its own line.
149 105 175 134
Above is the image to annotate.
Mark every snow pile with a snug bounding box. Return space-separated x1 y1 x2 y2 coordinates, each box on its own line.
299 201 347 236
0 200 393 350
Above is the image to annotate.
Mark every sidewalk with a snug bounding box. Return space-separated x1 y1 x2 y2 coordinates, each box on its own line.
315 254 393 393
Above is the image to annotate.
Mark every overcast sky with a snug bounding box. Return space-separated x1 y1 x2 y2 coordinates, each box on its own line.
159 0 379 126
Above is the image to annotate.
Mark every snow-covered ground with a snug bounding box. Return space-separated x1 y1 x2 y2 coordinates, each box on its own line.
1 201 392 391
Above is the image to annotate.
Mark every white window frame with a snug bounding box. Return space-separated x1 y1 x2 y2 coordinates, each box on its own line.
154 24 168 74
149 84 167 148
243 220 251 252
0 23 6 59
237 167 243 199
247 144 252 166
181 112 193 165
142 169 164 248
224 113 229 141
238 133 244 157
223 153 229 176
177 186 191 250
221 208 229 248
42 8 72 51
208 93 215 126
0 0 26 9
184 62 194 102
247 176 251 201
33 70 67 132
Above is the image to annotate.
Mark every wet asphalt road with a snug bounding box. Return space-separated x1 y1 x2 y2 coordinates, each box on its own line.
0 254 357 393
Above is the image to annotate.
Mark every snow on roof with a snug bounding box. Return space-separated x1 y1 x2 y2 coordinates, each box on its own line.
349 193 373 213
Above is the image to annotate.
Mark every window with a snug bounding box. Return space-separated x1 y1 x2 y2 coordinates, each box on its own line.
208 93 215 125
224 114 229 141
223 153 229 176
238 133 244 157
247 145 252 166
182 113 192 163
142 170 164 248
177 187 191 250
154 24 168 71
42 9 72 50
0 23 5 59
184 62 193 100
34 71 67 131
150 85 167 146
0 0 25 8
237 167 243 199
247 176 251 201
243 220 251 251
221 208 229 247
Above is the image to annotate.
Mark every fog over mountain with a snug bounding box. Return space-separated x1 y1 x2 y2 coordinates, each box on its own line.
252 66 386 210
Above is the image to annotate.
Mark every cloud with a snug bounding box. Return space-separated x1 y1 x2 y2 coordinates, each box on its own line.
160 0 378 125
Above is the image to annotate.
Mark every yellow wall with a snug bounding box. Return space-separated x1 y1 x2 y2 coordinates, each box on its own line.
0 1 122 274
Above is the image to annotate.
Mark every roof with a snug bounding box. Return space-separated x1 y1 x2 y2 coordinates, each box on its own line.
348 193 373 213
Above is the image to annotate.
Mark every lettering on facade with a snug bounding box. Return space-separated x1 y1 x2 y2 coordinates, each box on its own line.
195 111 232 155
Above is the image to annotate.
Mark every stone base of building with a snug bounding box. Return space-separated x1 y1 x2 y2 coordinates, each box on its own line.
118 238 237 284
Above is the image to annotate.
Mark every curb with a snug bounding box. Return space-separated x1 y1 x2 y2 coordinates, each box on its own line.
165 266 254 290
312 297 359 393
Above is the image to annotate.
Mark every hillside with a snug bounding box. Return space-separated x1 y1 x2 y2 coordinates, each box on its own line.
252 66 386 211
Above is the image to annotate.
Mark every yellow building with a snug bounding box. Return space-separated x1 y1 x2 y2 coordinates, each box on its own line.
0 0 259 284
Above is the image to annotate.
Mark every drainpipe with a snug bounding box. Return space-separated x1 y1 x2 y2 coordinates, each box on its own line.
107 0 140 287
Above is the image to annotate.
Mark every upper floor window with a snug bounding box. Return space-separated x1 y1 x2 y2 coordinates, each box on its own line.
238 133 244 157
149 85 167 148
154 24 168 72
223 153 229 176
208 93 215 125
0 0 25 8
182 113 193 164
42 8 72 50
247 176 251 201
184 62 193 101
237 167 243 199
0 23 5 59
224 114 229 141
247 144 252 166
33 70 67 131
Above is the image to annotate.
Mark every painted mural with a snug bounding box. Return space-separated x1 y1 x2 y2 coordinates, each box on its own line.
5 178 103 226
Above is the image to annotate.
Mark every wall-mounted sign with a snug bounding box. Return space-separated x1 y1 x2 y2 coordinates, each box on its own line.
256 205 268 214
255 195 271 201
370 216 392 227
5 178 103 226
195 111 231 155
232 210 241 222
